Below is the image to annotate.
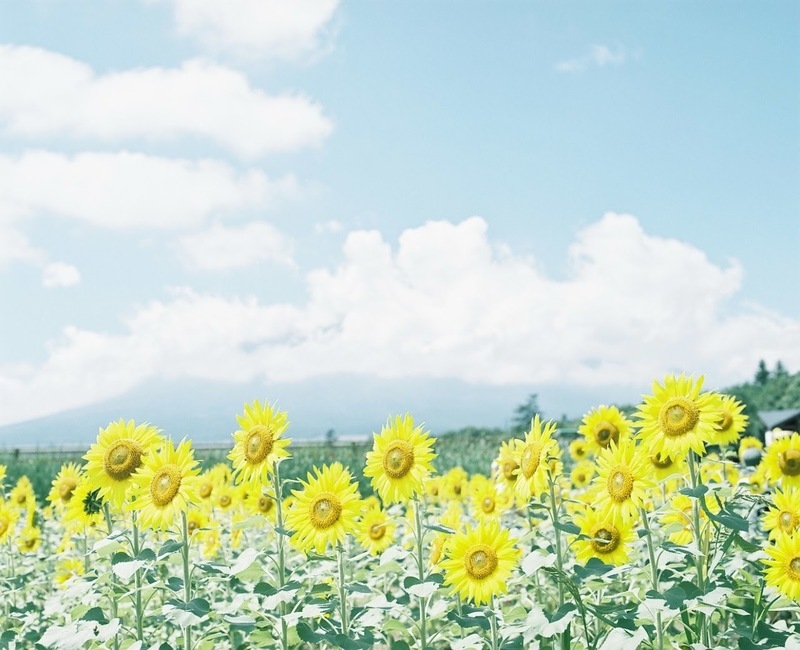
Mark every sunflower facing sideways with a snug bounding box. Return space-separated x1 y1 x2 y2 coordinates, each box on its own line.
128 438 201 531
228 400 291 486
364 414 436 504
763 433 800 489
763 487 800 540
636 373 720 458
84 419 163 508
711 394 748 447
763 533 800 601
440 520 520 605
286 462 362 555
47 462 82 511
579 405 633 456
514 415 560 501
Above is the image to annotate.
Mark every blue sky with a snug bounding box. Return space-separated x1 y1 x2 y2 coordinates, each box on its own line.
0 1 798 430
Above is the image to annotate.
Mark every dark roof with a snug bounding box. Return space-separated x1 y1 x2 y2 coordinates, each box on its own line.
758 408 800 430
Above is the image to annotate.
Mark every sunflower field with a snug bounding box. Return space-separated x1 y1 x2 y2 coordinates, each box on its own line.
2 373 800 649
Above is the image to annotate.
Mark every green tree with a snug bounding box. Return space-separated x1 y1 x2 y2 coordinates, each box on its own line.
755 359 770 386
511 393 541 435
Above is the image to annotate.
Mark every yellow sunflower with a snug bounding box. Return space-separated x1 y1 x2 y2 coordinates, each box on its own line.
635 374 720 458
749 467 768 494
514 415 559 501
185 508 211 540
569 439 590 462
9 476 35 510
424 476 443 503
763 487 800 540
495 439 521 488
47 462 82 510
440 520 520 605
444 467 469 502
55 558 85 585
128 438 201 531
64 477 105 530
711 394 748 447
660 493 719 545
364 414 437 504
763 433 800 488
17 524 40 553
579 406 633 455
285 463 362 555
592 440 655 522
355 507 396 555
470 480 511 522
763 533 800 600
215 482 238 512
573 507 635 566
0 501 19 543
570 461 596 490
228 399 291 486
645 451 688 483
84 419 163 508
739 436 764 460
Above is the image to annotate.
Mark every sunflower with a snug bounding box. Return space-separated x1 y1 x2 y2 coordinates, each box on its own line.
645 451 687 483
55 558 85 585
356 507 396 555
763 433 800 488
9 476 35 510
579 406 633 456
215 482 238 512
700 454 739 485
444 467 469 502
660 493 719 545
228 400 291 486
635 374 720 458
592 440 655 522
763 533 800 600
763 487 800 540
186 508 212 540
128 438 201 531
568 439 589 462
64 478 105 530
570 461 596 490
47 463 82 510
711 394 748 447
17 524 41 553
84 419 163 508
573 507 635 566
471 480 511 522
424 476 443 503
440 520 520 605
0 501 19 543
285 463 362 555
247 488 277 522
514 416 560 501
739 436 764 462
749 467 769 494
364 414 437 504
495 440 522 491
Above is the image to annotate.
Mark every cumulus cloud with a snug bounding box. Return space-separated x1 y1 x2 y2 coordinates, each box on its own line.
556 44 627 73
145 0 340 60
42 262 81 288
0 150 298 230
1 213 798 425
0 46 333 157
179 222 296 270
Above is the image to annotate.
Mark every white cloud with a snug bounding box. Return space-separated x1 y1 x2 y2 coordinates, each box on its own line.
0 46 333 157
556 44 626 73
0 221 45 269
146 0 340 60
42 262 81 288
179 222 296 270
0 150 298 230
314 219 343 234
1 213 799 425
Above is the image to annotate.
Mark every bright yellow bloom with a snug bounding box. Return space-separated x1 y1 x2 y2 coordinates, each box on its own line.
470 480 511 522
17 524 40 553
440 520 520 605
128 438 201 531
495 440 521 490
9 476 35 510
749 467 768 494
644 451 688 482
573 507 635 566
55 558 85 585
570 461 596 490
636 374 720 458
514 416 559 501
763 533 800 600
214 482 238 512
84 419 163 508
47 463 82 510
660 493 719 545
569 439 590 462
579 406 633 455
364 414 436 504
0 501 19 543
443 467 469 502
700 454 739 485
285 463 361 555
355 508 396 555
711 394 748 447
228 400 291 486
763 433 800 489
763 487 800 540
185 508 212 540
592 440 656 522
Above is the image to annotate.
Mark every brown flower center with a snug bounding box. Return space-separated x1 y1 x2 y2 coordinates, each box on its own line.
594 421 619 448
591 526 620 554
651 453 674 469
244 425 274 464
607 468 633 502
717 411 733 433
310 492 342 529
103 439 143 481
779 511 798 533
150 464 182 507
481 497 496 514
464 544 498 580
779 450 800 477
368 523 386 540
199 482 213 499
383 440 414 479
502 459 518 481
659 398 699 437
258 495 274 514
58 478 78 501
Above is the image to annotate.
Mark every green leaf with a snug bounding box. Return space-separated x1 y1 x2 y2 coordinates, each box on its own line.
254 582 277 596
347 582 372 594
679 484 709 498
424 523 455 534
573 557 613 580
158 540 184 558
446 609 490 631
553 521 581 535
81 607 109 624
111 551 133 565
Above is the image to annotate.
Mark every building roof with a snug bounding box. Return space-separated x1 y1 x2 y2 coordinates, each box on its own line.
758 408 800 430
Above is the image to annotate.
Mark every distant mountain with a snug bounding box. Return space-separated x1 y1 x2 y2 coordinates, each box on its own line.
0 375 643 447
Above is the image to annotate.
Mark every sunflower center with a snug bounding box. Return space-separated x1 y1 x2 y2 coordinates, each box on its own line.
591 527 620 554
779 450 800 477
717 411 733 433
368 523 386 540
59 478 78 501
188 520 199 533
310 492 342 529
150 464 182 507
104 439 143 481
453 484 462 496
464 544 498 580
521 443 542 479
383 440 415 479
502 459 518 480
779 511 798 532
790 557 800 579
219 494 232 508
258 496 274 514
14 492 26 505
481 497 496 514
607 468 633 502
244 425 274 464
22 535 37 550
594 421 619 448
659 398 699 437
651 453 673 469
199 482 213 499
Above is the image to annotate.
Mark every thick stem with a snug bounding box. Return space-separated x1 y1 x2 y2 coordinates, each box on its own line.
687 452 709 646
641 508 664 650
181 510 193 650
132 513 145 643
103 503 121 650
413 499 428 650
272 462 289 650
489 596 499 650
337 544 350 636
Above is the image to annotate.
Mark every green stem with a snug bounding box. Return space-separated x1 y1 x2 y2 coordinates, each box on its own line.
547 476 569 650
489 596 499 650
413 499 428 650
103 503 121 650
81 526 90 575
337 544 350 636
181 510 192 650
132 512 145 643
687 452 709 646
641 508 664 650
272 462 289 650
